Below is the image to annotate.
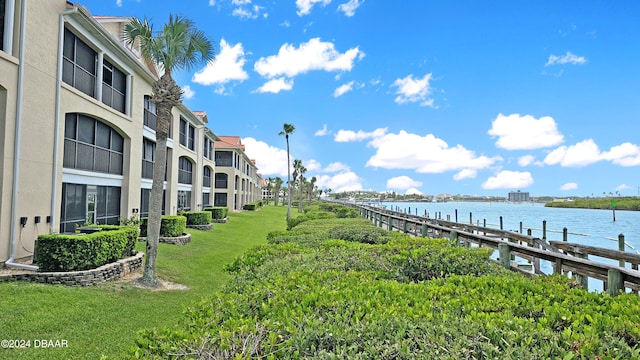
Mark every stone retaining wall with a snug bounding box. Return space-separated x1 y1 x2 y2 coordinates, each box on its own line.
138 232 192 245
187 224 213 231
0 251 144 286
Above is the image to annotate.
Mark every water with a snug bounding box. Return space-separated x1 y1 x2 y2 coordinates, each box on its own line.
373 201 640 292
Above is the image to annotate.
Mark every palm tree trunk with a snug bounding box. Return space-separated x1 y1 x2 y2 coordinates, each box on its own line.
141 96 173 288
286 137 292 219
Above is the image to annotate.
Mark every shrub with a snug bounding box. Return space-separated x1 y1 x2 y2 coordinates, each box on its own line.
182 211 212 226
243 203 258 211
286 210 336 229
36 226 136 271
139 216 187 237
327 224 393 244
205 207 228 220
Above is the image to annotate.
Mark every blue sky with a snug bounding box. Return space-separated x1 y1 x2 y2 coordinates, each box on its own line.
81 0 640 197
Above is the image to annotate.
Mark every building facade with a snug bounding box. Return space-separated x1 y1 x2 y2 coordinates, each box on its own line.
0 1 256 268
214 136 261 211
508 190 530 202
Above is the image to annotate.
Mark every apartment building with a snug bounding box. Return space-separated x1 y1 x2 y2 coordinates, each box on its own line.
0 1 248 268
214 136 261 211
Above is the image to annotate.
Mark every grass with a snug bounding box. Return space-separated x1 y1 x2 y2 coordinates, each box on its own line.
0 205 288 359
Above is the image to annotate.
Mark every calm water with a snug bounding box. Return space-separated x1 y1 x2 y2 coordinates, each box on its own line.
373 201 640 292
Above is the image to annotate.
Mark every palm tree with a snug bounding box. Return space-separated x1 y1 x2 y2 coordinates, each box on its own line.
279 123 295 219
124 15 214 287
273 177 283 206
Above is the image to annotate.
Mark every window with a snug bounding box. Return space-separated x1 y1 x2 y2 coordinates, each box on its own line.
60 183 121 233
63 113 123 175
214 193 227 207
140 188 166 218
179 118 195 150
178 156 193 184
203 137 214 160
215 151 233 167
142 139 155 179
215 173 228 189
203 166 211 187
1 0 6 52
202 193 210 208
178 190 191 211
63 28 97 97
102 59 126 113
143 95 157 130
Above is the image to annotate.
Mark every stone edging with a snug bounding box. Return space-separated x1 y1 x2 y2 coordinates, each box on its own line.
187 224 213 231
212 217 228 223
0 251 144 286
138 232 192 245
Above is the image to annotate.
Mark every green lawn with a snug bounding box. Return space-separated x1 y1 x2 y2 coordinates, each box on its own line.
0 205 287 359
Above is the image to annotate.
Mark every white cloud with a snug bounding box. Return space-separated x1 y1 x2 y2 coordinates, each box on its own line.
560 182 578 191
405 187 423 195
323 162 351 173
255 78 294 93
366 130 502 175
209 0 215 6
192 39 248 94
315 124 330 136
334 127 387 142
182 85 195 99
315 171 362 193
488 113 564 150
116 0 122 6
338 0 363 17
333 81 354 97
242 137 289 177
482 170 534 190
616 184 632 192
601 142 640 166
232 4 267 19
386 176 422 190
518 155 536 167
296 0 331 16
254 38 364 79
304 159 322 172
391 73 435 107
453 169 477 181
543 139 601 167
546 51 587 66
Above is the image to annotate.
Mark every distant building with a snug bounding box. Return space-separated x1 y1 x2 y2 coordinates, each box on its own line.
508 190 530 202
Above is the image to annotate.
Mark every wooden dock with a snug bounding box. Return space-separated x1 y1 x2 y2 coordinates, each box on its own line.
353 203 640 296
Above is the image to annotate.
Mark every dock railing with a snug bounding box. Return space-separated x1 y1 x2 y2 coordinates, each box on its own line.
354 203 640 296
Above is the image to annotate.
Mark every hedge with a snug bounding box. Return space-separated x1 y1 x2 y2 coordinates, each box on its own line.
139 216 187 237
36 226 138 272
204 207 228 220
181 211 212 226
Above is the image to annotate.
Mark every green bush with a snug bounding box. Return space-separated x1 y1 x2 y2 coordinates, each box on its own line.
327 224 393 244
182 211 212 226
286 210 336 229
243 203 258 211
36 226 137 271
205 206 228 220
139 216 187 237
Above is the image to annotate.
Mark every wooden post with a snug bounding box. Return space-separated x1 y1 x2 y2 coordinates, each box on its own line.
469 212 473 225
455 209 458 223
498 243 511 269
421 223 427 238
403 219 408 233
499 216 503 230
563 227 568 242
607 269 623 296
575 253 589 290
519 222 523 234
542 220 547 241
388 215 393 231
618 234 625 268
